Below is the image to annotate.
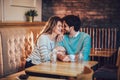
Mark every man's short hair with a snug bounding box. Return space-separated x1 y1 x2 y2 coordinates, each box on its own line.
62 15 81 31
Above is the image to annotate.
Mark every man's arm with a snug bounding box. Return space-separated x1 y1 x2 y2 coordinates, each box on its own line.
75 35 91 61
81 35 91 61
57 53 70 62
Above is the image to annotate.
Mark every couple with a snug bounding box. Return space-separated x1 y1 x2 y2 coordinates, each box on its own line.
25 15 91 68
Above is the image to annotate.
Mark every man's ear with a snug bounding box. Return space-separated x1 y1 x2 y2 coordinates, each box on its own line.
70 26 74 31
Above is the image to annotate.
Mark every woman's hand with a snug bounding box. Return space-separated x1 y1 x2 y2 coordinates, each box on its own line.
56 34 64 42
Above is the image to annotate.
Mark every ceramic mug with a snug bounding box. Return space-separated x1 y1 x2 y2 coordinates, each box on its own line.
69 54 75 62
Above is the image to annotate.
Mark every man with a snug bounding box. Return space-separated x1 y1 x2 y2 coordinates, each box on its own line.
57 15 91 62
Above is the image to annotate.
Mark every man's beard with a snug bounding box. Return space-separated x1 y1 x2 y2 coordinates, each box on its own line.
64 31 70 35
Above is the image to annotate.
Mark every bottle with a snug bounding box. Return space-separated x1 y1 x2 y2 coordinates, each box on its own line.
50 49 57 64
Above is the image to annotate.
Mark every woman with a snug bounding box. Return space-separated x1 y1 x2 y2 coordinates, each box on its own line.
25 16 63 68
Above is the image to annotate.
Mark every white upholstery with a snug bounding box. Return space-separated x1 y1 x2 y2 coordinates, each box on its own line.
0 27 44 77
0 33 3 77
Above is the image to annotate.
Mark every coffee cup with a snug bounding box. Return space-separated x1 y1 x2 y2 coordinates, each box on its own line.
69 54 75 62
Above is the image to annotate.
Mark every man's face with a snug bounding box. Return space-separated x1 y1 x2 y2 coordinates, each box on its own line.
63 21 71 34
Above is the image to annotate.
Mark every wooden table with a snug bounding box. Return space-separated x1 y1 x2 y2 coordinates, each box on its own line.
0 76 64 80
25 61 98 78
90 48 117 57
0 70 64 80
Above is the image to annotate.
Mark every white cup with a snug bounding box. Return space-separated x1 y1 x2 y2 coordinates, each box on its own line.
69 55 75 62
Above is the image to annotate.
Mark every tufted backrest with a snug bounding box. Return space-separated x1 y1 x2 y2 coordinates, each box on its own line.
0 33 3 77
0 26 44 77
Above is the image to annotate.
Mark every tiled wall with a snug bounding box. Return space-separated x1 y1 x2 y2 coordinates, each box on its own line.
42 0 120 27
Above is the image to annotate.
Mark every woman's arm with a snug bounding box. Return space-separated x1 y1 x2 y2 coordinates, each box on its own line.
36 35 51 62
55 46 70 62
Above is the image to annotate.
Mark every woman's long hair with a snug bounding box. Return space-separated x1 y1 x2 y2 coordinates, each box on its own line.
42 16 62 34
35 16 62 44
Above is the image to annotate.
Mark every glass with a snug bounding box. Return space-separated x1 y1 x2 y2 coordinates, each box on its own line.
78 52 84 73
78 52 84 63
78 52 88 70
50 49 57 64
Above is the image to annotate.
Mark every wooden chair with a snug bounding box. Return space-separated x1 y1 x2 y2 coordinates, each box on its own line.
93 47 120 80
77 66 94 80
116 47 120 80
80 27 118 67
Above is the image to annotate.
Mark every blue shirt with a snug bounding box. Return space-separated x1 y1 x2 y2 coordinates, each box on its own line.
57 32 91 61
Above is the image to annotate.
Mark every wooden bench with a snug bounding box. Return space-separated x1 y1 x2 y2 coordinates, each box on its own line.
0 22 119 77
80 27 119 66
0 22 45 77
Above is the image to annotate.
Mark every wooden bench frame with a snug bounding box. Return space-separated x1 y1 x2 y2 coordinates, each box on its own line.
80 27 119 65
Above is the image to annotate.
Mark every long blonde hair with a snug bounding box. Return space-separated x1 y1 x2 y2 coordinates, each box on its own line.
42 16 62 34
36 16 62 43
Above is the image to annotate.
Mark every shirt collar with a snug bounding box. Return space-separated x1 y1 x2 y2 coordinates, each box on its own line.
73 31 80 38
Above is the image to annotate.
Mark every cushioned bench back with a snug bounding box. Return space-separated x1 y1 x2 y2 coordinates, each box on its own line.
0 33 3 77
0 26 44 76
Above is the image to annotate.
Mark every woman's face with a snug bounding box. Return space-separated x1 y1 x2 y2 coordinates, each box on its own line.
53 21 62 35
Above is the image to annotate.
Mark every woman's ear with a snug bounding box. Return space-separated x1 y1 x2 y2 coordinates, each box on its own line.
52 26 56 32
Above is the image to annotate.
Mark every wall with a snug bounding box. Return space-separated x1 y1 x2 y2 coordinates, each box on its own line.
1 0 42 22
42 0 120 27
0 0 3 21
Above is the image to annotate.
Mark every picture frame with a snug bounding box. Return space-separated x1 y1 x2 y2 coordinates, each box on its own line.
10 0 36 8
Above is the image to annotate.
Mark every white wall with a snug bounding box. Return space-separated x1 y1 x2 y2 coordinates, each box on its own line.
1 0 42 22
0 0 3 21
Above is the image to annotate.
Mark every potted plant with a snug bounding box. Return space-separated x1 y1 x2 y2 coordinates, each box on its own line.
25 9 38 22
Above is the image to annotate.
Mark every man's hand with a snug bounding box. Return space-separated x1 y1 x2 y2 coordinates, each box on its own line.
75 54 79 62
57 52 70 62
54 46 70 62
62 55 70 62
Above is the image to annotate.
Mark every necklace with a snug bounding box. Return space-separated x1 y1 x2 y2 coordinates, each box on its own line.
50 42 55 51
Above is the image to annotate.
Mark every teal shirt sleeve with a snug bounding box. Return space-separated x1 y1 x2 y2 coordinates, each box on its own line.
56 40 64 47
81 35 91 61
